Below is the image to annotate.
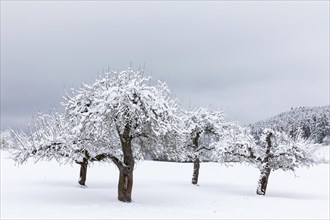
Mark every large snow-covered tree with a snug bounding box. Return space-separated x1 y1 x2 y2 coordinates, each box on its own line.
64 68 181 202
182 107 226 185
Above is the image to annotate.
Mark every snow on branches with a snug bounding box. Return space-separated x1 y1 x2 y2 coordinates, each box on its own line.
9 112 71 164
63 68 181 161
211 122 257 164
257 128 315 172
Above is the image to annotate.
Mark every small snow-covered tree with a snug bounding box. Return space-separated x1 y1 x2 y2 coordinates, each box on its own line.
7 111 112 186
254 129 315 195
62 84 121 186
182 107 226 185
212 126 316 195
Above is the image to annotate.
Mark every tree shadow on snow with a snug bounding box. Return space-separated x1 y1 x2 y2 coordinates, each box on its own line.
197 182 256 197
24 179 119 205
267 190 327 200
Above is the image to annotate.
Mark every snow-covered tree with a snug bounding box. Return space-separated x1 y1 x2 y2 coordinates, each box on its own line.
182 107 226 185
254 129 315 195
7 111 111 186
212 126 316 195
63 68 181 202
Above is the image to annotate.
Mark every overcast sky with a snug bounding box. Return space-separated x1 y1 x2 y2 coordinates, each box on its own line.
1 1 329 131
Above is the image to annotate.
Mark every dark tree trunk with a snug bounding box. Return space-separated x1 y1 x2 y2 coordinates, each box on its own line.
115 121 135 202
256 167 271 195
191 131 201 185
256 131 273 195
118 166 134 202
117 139 134 202
78 157 88 186
192 157 200 185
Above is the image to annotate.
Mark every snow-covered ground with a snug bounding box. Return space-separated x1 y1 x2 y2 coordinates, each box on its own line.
1 149 329 219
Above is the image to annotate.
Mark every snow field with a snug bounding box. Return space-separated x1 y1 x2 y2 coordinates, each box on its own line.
1 150 329 219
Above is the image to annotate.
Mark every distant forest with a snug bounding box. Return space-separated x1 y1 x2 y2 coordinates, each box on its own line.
249 106 330 144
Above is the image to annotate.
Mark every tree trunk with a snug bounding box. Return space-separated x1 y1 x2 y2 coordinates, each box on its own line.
78 157 88 186
256 167 271 195
191 131 201 185
118 166 134 202
116 122 135 202
256 131 273 195
192 157 200 185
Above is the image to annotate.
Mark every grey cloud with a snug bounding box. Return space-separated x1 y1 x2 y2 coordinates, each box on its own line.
1 1 328 130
